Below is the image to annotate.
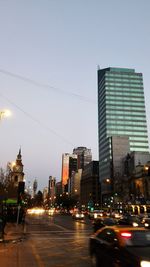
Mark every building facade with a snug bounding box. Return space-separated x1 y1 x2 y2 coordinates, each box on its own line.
48 176 56 206
11 149 24 187
73 147 92 169
61 153 77 192
69 169 82 199
98 67 149 201
80 161 100 208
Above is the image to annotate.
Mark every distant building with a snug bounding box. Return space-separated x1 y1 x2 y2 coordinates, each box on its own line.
73 146 92 169
70 169 82 199
48 176 56 206
61 153 77 192
124 151 150 176
56 182 62 198
33 179 38 197
80 161 100 208
43 187 48 202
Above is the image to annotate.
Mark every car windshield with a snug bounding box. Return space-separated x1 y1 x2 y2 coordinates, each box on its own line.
122 230 150 247
103 218 116 225
122 215 141 223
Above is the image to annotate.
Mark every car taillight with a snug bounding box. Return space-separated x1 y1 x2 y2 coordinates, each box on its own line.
121 232 132 238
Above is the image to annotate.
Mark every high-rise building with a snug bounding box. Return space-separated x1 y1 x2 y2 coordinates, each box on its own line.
98 67 149 200
73 146 92 169
48 176 56 206
61 153 77 192
80 161 100 207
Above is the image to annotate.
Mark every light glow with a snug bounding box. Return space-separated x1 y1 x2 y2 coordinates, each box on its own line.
132 222 139 227
141 261 150 267
121 232 132 238
0 109 12 119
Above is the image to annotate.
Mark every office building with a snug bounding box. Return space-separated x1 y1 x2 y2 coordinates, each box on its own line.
61 153 77 192
98 67 149 200
80 161 100 208
73 146 92 169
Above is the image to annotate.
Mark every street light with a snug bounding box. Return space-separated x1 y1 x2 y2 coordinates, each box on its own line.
0 109 11 120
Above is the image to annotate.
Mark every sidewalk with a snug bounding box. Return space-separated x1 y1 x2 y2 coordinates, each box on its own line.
3 222 26 243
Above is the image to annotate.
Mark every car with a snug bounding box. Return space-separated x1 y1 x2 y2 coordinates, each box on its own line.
72 211 85 220
89 210 104 220
89 225 150 267
93 217 117 232
142 218 150 229
118 214 142 227
111 211 122 219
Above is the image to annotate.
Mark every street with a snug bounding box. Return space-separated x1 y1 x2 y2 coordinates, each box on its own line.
0 212 93 267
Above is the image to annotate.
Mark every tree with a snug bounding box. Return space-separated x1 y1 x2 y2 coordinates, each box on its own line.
34 191 43 207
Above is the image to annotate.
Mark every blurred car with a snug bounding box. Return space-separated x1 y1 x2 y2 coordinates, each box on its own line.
142 218 150 229
47 208 55 216
93 217 117 232
111 211 122 219
89 225 150 267
27 207 45 215
72 211 85 220
89 210 104 220
118 214 142 227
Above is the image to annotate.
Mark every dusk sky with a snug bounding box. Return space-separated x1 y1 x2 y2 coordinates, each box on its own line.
0 0 150 190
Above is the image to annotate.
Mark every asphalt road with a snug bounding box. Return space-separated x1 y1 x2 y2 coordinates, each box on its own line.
0 212 94 267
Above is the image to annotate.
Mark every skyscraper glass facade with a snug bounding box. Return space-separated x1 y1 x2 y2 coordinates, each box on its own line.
98 67 149 189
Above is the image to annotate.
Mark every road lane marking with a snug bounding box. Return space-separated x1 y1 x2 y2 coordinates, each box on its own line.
30 242 45 267
26 230 92 235
30 235 89 240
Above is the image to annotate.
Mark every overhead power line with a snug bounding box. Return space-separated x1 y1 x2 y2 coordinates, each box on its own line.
0 92 74 146
0 69 96 104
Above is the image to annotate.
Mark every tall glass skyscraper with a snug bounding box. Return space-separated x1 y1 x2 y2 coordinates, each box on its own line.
98 67 149 198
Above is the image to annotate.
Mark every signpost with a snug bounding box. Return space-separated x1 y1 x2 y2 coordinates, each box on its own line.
16 205 21 224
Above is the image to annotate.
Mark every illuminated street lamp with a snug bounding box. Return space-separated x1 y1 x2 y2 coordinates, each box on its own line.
0 109 12 120
106 178 111 183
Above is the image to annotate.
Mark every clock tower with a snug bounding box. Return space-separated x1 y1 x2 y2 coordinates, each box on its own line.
11 149 24 187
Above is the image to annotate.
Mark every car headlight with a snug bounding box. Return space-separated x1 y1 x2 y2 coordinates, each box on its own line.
145 223 149 227
141 261 150 267
76 214 79 218
81 214 84 218
132 222 138 227
94 214 97 218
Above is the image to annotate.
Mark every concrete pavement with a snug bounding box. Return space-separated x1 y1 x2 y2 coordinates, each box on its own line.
2 222 26 243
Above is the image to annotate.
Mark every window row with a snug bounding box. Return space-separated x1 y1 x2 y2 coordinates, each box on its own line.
130 147 149 152
106 110 145 116
106 91 144 97
106 106 145 111
130 140 149 145
106 120 147 126
105 82 143 88
107 125 147 131
106 95 144 102
106 100 145 106
105 73 142 79
105 85 143 91
105 77 143 84
107 130 148 136
129 137 149 141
